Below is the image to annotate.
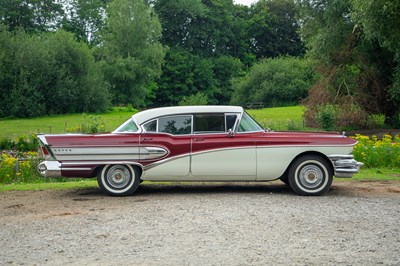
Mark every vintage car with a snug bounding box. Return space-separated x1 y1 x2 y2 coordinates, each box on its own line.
37 106 363 196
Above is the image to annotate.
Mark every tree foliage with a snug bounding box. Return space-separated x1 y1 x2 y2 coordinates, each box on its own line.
99 0 165 107
248 0 304 58
231 57 316 107
0 0 63 32
299 0 400 128
60 0 110 45
0 26 109 118
153 48 242 106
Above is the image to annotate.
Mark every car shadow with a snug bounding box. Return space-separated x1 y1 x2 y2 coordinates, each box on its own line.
136 182 293 195
66 181 294 198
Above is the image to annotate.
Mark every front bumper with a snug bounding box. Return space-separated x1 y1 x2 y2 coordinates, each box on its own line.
37 161 62 177
329 155 363 178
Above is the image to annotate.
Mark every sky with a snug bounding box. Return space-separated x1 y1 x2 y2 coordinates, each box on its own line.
233 0 258 6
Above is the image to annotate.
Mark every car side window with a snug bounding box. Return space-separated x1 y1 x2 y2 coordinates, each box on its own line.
158 115 192 135
143 120 157 132
238 112 263 132
194 114 225 133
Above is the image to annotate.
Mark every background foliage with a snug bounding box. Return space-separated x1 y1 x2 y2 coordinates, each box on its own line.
231 57 317 107
0 0 399 130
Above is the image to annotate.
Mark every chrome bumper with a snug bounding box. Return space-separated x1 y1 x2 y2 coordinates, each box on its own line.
37 161 62 177
329 155 363 178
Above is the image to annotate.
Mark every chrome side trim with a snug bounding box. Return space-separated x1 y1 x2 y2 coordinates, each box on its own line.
329 154 363 178
50 146 168 161
62 161 144 170
62 168 92 171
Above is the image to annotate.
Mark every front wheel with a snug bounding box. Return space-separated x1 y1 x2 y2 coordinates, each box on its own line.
97 164 140 196
288 155 333 196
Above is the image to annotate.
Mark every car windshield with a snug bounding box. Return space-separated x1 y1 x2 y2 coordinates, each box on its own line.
113 118 139 133
238 112 263 132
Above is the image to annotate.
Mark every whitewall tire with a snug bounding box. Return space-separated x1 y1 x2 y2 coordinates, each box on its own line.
288 155 333 196
97 164 140 196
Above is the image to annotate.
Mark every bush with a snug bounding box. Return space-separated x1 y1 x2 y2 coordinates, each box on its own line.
231 57 317 107
0 134 38 153
352 134 400 168
66 114 106 134
0 27 110 118
179 92 209 106
315 104 338 131
0 152 41 184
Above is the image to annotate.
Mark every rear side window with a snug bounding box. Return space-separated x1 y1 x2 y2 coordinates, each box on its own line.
147 115 192 135
159 116 191 135
143 120 157 132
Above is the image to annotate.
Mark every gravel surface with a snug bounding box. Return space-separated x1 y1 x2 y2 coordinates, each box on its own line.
1 180 399 265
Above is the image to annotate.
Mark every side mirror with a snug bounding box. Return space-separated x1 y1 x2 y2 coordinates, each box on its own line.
228 128 234 137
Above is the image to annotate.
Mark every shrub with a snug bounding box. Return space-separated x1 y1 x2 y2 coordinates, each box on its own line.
315 104 338 131
66 114 106 133
231 57 317 107
352 134 400 168
179 92 209 106
0 152 42 184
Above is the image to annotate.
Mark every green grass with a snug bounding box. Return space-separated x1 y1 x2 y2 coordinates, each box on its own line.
347 168 400 181
0 111 133 140
247 106 305 130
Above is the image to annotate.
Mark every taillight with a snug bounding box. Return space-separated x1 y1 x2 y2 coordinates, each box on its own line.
41 147 49 156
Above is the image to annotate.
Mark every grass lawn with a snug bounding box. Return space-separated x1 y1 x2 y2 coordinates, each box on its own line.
247 106 305 130
0 111 133 140
0 106 306 139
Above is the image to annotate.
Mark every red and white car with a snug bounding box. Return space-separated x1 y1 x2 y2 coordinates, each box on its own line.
37 106 362 196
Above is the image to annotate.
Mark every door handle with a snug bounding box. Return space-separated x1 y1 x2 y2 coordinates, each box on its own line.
141 137 153 141
193 138 204 141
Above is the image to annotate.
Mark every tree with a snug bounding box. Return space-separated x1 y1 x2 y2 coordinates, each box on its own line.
100 0 165 107
248 0 304 59
352 0 400 125
153 48 242 107
0 0 63 32
0 26 109 118
298 0 400 128
60 0 110 45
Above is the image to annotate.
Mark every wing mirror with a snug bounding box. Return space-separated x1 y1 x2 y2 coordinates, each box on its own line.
228 128 234 137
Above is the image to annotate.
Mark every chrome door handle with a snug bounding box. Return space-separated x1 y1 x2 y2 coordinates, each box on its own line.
193 138 204 141
141 137 153 141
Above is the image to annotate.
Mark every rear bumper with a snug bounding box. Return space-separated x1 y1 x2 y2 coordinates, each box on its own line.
37 161 62 177
329 155 363 178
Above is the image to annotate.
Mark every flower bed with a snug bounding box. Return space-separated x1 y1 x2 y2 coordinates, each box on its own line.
352 134 400 168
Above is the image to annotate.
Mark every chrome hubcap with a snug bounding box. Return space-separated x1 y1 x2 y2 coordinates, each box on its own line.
299 164 323 189
106 165 131 189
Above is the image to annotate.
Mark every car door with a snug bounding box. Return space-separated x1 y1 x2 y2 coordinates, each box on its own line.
190 113 256 180
139 115 192 180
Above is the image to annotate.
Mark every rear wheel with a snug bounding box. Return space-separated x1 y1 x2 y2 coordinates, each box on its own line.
97 164 140 196
288 155 333 196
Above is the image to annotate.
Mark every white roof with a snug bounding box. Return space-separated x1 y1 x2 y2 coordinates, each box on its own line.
132 105 244 125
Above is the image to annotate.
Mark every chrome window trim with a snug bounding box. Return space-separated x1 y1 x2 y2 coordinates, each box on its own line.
141 114 193 136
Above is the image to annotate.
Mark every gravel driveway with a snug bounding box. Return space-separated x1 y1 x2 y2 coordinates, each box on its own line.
1 180 399 265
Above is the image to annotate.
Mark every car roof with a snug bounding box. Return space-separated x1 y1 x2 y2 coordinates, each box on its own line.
132 106 244 125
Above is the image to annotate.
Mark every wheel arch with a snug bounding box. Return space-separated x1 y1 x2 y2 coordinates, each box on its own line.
284 151 334 177
94 162 144 178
